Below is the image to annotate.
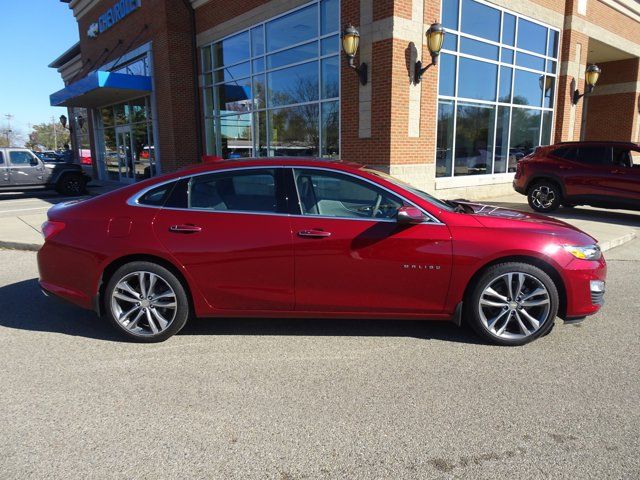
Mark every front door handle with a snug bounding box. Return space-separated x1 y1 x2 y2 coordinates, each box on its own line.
298 229 332 238
611 169 626 175
169 224 202 233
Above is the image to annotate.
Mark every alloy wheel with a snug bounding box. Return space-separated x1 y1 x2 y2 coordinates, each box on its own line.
110 271 177 336
478 272 551 340
530 185 556 209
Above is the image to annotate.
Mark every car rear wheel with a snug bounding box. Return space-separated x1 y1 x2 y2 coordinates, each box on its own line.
104 261 189 342
56 173 87 196
528 181 561 212
465 262 558 346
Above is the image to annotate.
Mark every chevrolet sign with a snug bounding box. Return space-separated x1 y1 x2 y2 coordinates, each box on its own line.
87 0 142 38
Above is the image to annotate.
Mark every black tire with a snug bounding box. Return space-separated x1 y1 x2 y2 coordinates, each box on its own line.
527 181 561 213
104 261 190 342
464 262 559 346
56 173 87 196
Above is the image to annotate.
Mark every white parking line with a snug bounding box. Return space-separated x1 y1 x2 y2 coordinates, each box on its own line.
0 206 51 214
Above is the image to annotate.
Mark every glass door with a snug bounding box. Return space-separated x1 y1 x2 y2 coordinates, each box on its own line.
115 126 135 183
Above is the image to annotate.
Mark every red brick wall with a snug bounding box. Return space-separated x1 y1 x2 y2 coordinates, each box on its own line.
584 58 640 141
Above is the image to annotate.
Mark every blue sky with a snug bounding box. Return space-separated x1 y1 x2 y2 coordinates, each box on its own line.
0 1 79 138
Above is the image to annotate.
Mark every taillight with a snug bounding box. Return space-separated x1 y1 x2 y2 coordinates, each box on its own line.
515 161 525 179
41 220 65 240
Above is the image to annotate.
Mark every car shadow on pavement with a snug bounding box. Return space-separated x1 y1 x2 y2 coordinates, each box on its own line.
0 278 484 344
486 201 640 228
180 316 484 344
0 278 122 341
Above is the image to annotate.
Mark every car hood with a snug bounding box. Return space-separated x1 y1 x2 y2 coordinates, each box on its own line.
455 201 597 244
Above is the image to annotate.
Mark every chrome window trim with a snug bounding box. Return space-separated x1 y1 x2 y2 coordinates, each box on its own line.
127 165 445 225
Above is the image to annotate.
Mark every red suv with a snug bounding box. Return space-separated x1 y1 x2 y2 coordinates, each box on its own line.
38 158 606 346
513 141 640 213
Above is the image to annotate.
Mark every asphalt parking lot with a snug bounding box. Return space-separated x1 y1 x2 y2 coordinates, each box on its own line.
0 244 638 479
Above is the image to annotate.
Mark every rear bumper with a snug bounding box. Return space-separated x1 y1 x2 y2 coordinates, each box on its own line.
37 242 98 312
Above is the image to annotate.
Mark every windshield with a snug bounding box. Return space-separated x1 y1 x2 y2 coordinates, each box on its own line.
363 169 455 212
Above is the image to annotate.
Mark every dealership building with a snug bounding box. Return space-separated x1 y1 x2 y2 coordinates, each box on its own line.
50 0 640 198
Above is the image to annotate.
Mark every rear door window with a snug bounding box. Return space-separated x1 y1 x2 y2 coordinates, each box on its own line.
612 147 632 168
551 147 577 161
0 151 4 165
576 147 609 166
189 169 281 213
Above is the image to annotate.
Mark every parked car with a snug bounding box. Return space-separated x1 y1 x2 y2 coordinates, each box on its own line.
38 158 606 346
0 147 90 195
513 141 640 212
36 151 65 163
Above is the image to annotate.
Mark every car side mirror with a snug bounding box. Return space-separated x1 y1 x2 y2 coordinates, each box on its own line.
30 158 39 166
396 206 426 225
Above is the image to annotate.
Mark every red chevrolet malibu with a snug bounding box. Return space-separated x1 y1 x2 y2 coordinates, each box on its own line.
38 159 606 345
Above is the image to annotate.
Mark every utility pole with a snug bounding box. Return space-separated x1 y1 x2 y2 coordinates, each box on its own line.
4 114 13 145
51 116 58 150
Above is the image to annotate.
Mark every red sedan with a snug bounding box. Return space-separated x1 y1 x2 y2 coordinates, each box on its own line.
38 159 606 345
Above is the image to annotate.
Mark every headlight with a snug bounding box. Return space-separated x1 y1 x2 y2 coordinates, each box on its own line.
563 244 601 260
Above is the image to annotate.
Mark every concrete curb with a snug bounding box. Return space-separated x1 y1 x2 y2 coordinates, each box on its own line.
0 241 42 252
599 231 637 252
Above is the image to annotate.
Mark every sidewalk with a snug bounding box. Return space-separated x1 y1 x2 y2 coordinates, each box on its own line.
0 182 123 251
0 188 637 252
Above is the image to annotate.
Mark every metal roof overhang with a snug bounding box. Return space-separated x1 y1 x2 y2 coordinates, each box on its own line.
50 71 152 108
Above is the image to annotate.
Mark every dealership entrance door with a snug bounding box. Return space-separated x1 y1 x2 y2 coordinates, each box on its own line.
115 126 135 183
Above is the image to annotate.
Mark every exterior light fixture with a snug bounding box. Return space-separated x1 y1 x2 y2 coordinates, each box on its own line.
59 115 68 128
341 24 367 85
76 115 85 130
572 64 601 104
415 22 445 82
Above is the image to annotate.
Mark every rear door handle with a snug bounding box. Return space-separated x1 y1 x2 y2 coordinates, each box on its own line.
611 169 626 175
169 224 202 233
298 229 331 238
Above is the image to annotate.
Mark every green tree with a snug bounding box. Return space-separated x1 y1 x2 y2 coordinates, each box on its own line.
25 122 69 150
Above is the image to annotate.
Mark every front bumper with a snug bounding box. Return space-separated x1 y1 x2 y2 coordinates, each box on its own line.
561 256 607 319
513 179 526 195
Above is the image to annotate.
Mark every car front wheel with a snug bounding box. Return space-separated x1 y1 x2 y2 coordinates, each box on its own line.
528 181 561 212
104 261 190 342
465 262 559 346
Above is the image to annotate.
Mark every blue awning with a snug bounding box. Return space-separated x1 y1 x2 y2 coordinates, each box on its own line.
50 71 152 108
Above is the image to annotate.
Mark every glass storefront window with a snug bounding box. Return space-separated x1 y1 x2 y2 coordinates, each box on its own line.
454 102 495 176
461 0 500 42
266 4 318 52
458 58 497 101
436 100 455 177
97 97 155 182
436 0 558 177
201 0 339 159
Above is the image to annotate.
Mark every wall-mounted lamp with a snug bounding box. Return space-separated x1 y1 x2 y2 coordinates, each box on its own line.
341 25 367 85
415 22 445 83
572 64 601 104
59 115 68 129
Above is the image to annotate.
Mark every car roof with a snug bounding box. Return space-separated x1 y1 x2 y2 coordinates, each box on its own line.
176 157 366 176
552 140 640 148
